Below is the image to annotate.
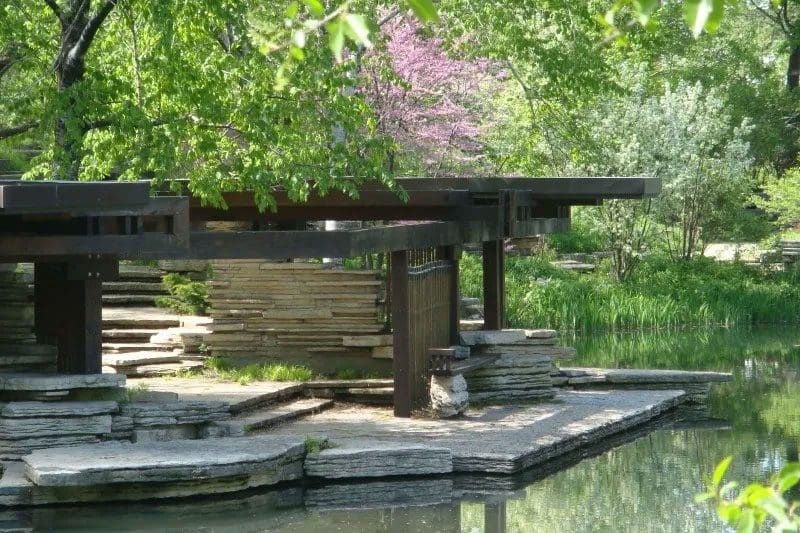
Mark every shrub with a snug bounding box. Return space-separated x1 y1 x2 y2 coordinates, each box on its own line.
155 273 210 316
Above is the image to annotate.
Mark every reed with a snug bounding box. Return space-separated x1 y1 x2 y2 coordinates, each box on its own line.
460 253 800 332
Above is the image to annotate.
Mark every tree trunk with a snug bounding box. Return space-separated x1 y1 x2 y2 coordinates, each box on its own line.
53 3 93 180
788 46 800 90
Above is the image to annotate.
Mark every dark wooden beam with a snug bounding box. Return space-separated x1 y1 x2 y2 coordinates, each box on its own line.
391 249 412 417
482 240 505 330
0 181 151 214
186 221 501 260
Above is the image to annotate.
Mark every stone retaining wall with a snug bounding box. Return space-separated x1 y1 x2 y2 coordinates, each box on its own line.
204 260 391 372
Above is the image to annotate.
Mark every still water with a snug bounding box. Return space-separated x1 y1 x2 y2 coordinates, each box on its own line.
15 326 800 532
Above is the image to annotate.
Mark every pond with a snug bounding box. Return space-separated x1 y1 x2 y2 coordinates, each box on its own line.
12 326 800 532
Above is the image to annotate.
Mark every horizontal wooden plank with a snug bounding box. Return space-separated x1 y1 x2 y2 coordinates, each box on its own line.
0 181 151 213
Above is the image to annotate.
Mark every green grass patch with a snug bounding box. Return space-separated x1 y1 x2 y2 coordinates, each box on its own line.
188 357 314 385
304 436 335 454
461 253 800 332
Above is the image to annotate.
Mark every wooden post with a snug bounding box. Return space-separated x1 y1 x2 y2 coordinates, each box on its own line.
446 245 461 344
34 257 117 374
391 249 412 417
482 240 505 330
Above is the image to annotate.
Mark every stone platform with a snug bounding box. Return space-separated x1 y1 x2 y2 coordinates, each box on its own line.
1 435 305 506
267 389 688 474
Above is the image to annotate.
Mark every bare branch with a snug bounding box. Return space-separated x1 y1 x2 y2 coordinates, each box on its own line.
43 0 64 22
0 122 38 140
70 0 118 60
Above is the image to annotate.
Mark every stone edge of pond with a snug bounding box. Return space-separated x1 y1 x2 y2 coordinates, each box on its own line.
0 389 691 507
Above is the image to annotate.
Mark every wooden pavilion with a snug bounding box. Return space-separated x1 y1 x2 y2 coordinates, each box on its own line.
0 177 659 416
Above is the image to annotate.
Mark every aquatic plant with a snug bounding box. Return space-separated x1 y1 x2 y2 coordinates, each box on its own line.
461 253 800 332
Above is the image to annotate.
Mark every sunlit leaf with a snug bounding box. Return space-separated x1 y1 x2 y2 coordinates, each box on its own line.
405 0 438 22
713 456 733 487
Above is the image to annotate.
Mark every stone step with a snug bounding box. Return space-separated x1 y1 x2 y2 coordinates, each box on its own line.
0 401 118 418
102 329 160 341
22 435 306 489
102 343 174 354
305 440 452 479
104 360 203 378
102 294 159 306
117 265 164 281
103 351 186 367
102 310 181 329
102 282 165 294
235 398 334 432
307 385 393 406
0 373 125 392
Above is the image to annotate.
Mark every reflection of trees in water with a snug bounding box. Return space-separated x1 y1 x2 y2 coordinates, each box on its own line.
567 325 800 371
513 326 800 533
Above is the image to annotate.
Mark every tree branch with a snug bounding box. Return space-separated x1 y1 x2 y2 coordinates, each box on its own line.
70 0 118 61
43 0 64 22
0 122 38 140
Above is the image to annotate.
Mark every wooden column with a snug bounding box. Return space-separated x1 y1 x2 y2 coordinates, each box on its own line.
446 245 461 344
390 249 412 417
482 240 505 330
34 257 117 374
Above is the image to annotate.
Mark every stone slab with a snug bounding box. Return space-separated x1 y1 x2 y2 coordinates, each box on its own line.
0 401 118 418
0 415 111 439
459 330 526 346
523 329 558 339
557 367 732 384
0 373 125 392
125 378 304 414
269 389 688 474
24 435 306 487
304 440 452 478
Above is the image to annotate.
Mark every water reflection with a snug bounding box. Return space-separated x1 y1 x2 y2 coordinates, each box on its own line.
10 326 800 532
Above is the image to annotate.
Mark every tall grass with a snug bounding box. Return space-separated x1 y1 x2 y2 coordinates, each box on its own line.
460 253 800 332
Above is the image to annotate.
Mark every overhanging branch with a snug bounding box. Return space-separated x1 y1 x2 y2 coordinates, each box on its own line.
0 122 38 140
70 0 118 61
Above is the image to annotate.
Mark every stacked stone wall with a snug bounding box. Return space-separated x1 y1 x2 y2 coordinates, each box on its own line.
204 260 392 372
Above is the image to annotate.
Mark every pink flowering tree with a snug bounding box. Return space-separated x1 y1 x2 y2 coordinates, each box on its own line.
361 15 500 176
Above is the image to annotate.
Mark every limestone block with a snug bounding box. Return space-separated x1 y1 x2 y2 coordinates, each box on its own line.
0 373 125 392
524 329 558 339
0 415 112 439
0 435 100 458
305 478 454 510
304 440 452 478
370 346 393 359
430 375 469 418
470 388 556 403
24 435 307 487
0 401 118 418
459 330 526 346
342 335 393 347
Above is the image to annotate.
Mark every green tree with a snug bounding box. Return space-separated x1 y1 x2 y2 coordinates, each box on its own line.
0 1 435 207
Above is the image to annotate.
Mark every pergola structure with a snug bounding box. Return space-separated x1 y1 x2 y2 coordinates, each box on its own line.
0 177 659 416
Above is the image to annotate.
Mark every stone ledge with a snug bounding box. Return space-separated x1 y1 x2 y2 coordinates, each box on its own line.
24 435 306 487
304 440 452 479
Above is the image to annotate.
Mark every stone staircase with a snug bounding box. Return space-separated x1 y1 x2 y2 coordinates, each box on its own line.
101 309 209 377
0 264 56 373
101 262 211 377
102 265 167 307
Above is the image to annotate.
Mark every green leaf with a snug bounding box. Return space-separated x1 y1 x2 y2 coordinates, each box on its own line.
326 20 345 62
405 0 439 22
735 508 755 533
777 464 800 493
694 492 714 503
633 0 660 25
713 456 733 487
343 13 372 48
302 0 324 17
683 0 724 37
286 1 299 19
